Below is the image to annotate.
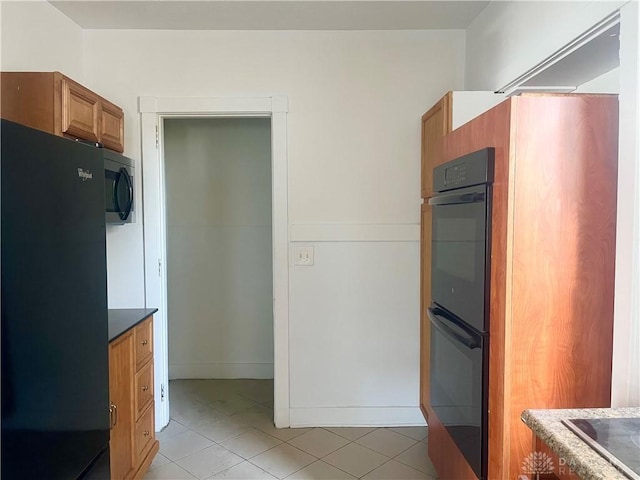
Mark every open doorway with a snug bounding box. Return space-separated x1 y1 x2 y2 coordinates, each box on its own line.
164 118 273 381
163 118 274 424
140 96 290 430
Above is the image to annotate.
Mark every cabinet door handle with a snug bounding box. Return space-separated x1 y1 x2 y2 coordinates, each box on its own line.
143 430 150 436
109 402 118 428
142 385 149 392
142 340 148 346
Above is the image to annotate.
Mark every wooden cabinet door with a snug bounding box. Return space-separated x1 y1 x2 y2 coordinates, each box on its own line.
109 332 135 480
61 76 100 142
419 202 432 422
100 99 125 153
421 93 452 198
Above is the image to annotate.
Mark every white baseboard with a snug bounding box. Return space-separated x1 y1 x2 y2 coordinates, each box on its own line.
289 407 427 427
169 363 274 379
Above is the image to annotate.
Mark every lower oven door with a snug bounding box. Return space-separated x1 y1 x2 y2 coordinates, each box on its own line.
429 305 487 479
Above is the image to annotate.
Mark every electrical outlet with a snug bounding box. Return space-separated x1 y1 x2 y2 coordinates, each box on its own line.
292 246 314 266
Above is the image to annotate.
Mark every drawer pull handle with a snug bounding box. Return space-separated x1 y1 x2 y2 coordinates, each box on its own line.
142 340 148 346
143 430 150 436
142 385 149 392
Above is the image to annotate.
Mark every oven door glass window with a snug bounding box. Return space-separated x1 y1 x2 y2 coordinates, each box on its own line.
430 185 488 332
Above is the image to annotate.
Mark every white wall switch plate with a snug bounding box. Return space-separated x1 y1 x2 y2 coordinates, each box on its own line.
292 245 314 266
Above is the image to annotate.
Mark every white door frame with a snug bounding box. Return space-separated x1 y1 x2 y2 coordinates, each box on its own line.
139 95 290 428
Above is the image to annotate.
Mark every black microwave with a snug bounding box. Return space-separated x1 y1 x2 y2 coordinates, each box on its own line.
104 150 134 224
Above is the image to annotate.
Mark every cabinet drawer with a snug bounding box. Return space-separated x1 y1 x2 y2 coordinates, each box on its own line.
135 404 155 465
135 361 154 419
134 318 153 370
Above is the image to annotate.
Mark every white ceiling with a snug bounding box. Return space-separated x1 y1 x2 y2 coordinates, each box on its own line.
48 0 490 30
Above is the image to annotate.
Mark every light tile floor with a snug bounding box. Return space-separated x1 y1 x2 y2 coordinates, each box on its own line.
144 379 438 480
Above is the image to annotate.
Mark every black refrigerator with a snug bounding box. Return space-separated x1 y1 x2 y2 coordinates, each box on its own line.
1 119 110 479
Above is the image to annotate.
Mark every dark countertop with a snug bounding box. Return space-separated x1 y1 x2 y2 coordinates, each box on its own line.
108 308 158 342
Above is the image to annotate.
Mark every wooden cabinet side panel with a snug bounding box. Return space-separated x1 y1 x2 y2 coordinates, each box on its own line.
109 332 135 480
419 203 432 421
441 100 513 479
421 92 452 198
507 95 618 478
0 72 55 133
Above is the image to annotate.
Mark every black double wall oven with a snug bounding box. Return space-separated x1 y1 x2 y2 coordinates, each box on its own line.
428 148 494 480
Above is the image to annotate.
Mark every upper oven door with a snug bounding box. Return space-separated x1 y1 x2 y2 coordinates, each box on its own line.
105 159 133 224
429 184 490 333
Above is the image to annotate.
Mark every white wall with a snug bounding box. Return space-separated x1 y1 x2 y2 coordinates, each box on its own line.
0 0 84 80
574 67 620 93
81 29 464 424
289 240 421 426
0 0 143 308
464 1 626 90
164 117 274 379
465 0 640 406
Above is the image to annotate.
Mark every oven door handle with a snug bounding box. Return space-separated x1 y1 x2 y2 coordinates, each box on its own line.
428 306 482 349
428 191 485 206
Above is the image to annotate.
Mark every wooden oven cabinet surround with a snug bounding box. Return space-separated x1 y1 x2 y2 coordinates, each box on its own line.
109 316 159 480
0 71 124 152
421 94 618 480
419 91 504 427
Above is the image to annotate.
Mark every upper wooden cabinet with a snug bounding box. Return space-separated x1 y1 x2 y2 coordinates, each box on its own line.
421 93 451 198
61 76 101 143
1 71 125 152
100 97 126 152
421 92 504 198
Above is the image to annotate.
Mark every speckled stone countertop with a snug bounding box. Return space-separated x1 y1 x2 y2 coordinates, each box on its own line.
522 407 640 480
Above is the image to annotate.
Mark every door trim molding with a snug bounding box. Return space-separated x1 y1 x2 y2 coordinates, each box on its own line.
139 95 290 428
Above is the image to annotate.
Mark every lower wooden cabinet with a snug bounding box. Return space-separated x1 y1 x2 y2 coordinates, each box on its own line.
109 316 158 480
